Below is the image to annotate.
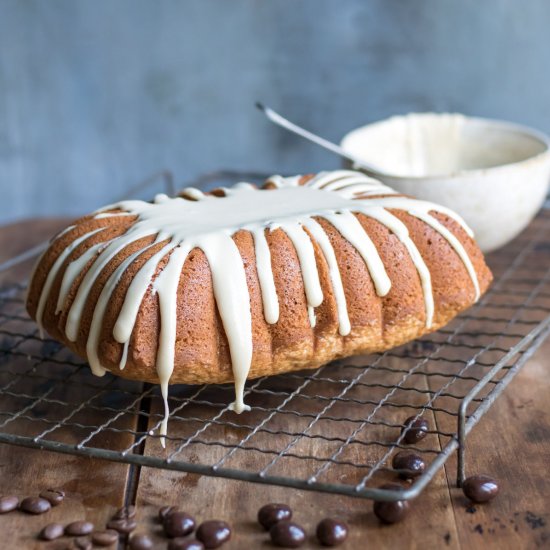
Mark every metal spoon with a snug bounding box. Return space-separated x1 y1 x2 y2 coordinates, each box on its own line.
255 102 390 177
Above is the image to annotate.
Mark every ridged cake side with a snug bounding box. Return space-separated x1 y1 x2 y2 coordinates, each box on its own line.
27 172 492 395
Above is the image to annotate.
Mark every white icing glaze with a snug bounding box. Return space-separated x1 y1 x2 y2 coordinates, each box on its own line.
32 170 481 440
34 227 106 338
342 113 466 177
251 228 279 325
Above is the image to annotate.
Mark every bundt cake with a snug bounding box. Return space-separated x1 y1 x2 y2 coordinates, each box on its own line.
27 170 492 436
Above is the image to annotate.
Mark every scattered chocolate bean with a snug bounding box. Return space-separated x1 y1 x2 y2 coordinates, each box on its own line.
392 451 426 479
373 484 410 524
39 488 65 506
401 416 429 444
39 523 65 541
463 475 500 503
0 496 19 514
20 497 51 515
113 504 136 520
269 520 306 548
106 518 138 534
74 536 93 550
65 520 94 536
91 529 119 546
129 533 154 550
164 511 196 538
196 520 231 548
168 539 205 550
316 518 348 547
258 503 292 530
159 505 179 521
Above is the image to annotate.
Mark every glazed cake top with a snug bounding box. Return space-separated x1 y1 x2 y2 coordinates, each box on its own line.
32 170 480 441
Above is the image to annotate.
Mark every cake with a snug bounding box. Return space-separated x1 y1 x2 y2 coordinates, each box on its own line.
26 170 492 436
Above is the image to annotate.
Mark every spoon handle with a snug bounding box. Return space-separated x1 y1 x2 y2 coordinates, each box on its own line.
256 103 386 176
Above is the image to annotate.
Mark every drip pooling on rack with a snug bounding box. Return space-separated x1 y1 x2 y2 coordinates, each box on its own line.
31 170 481 441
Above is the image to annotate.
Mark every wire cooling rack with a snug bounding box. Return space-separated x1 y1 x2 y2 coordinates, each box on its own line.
0 171 549 502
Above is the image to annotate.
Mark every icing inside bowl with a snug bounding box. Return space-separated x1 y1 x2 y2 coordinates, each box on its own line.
342 112 548 178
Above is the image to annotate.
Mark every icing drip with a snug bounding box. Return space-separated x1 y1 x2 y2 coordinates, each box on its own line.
251 228 278 324
302 218 350 336
34 227 106 338
152 243 191 441
321 210 391 297
199 233 253 414
33 170 480 440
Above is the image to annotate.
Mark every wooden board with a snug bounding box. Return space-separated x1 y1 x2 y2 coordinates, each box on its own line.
0 218 549 549
0 219 137 549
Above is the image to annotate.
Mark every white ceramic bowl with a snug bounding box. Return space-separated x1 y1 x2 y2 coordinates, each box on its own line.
340 113 550 252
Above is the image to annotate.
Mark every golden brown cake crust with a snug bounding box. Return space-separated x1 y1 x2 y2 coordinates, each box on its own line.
26 175 492 386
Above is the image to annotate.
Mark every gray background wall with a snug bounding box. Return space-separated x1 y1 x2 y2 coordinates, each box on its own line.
1 0 549 222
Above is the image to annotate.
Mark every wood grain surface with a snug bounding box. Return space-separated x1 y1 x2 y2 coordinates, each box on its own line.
0 218 548 550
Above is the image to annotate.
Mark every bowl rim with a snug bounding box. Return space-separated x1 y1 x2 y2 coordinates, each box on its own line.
340 113 550 181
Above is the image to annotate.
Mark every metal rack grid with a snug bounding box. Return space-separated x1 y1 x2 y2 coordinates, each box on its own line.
0 172 549 502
